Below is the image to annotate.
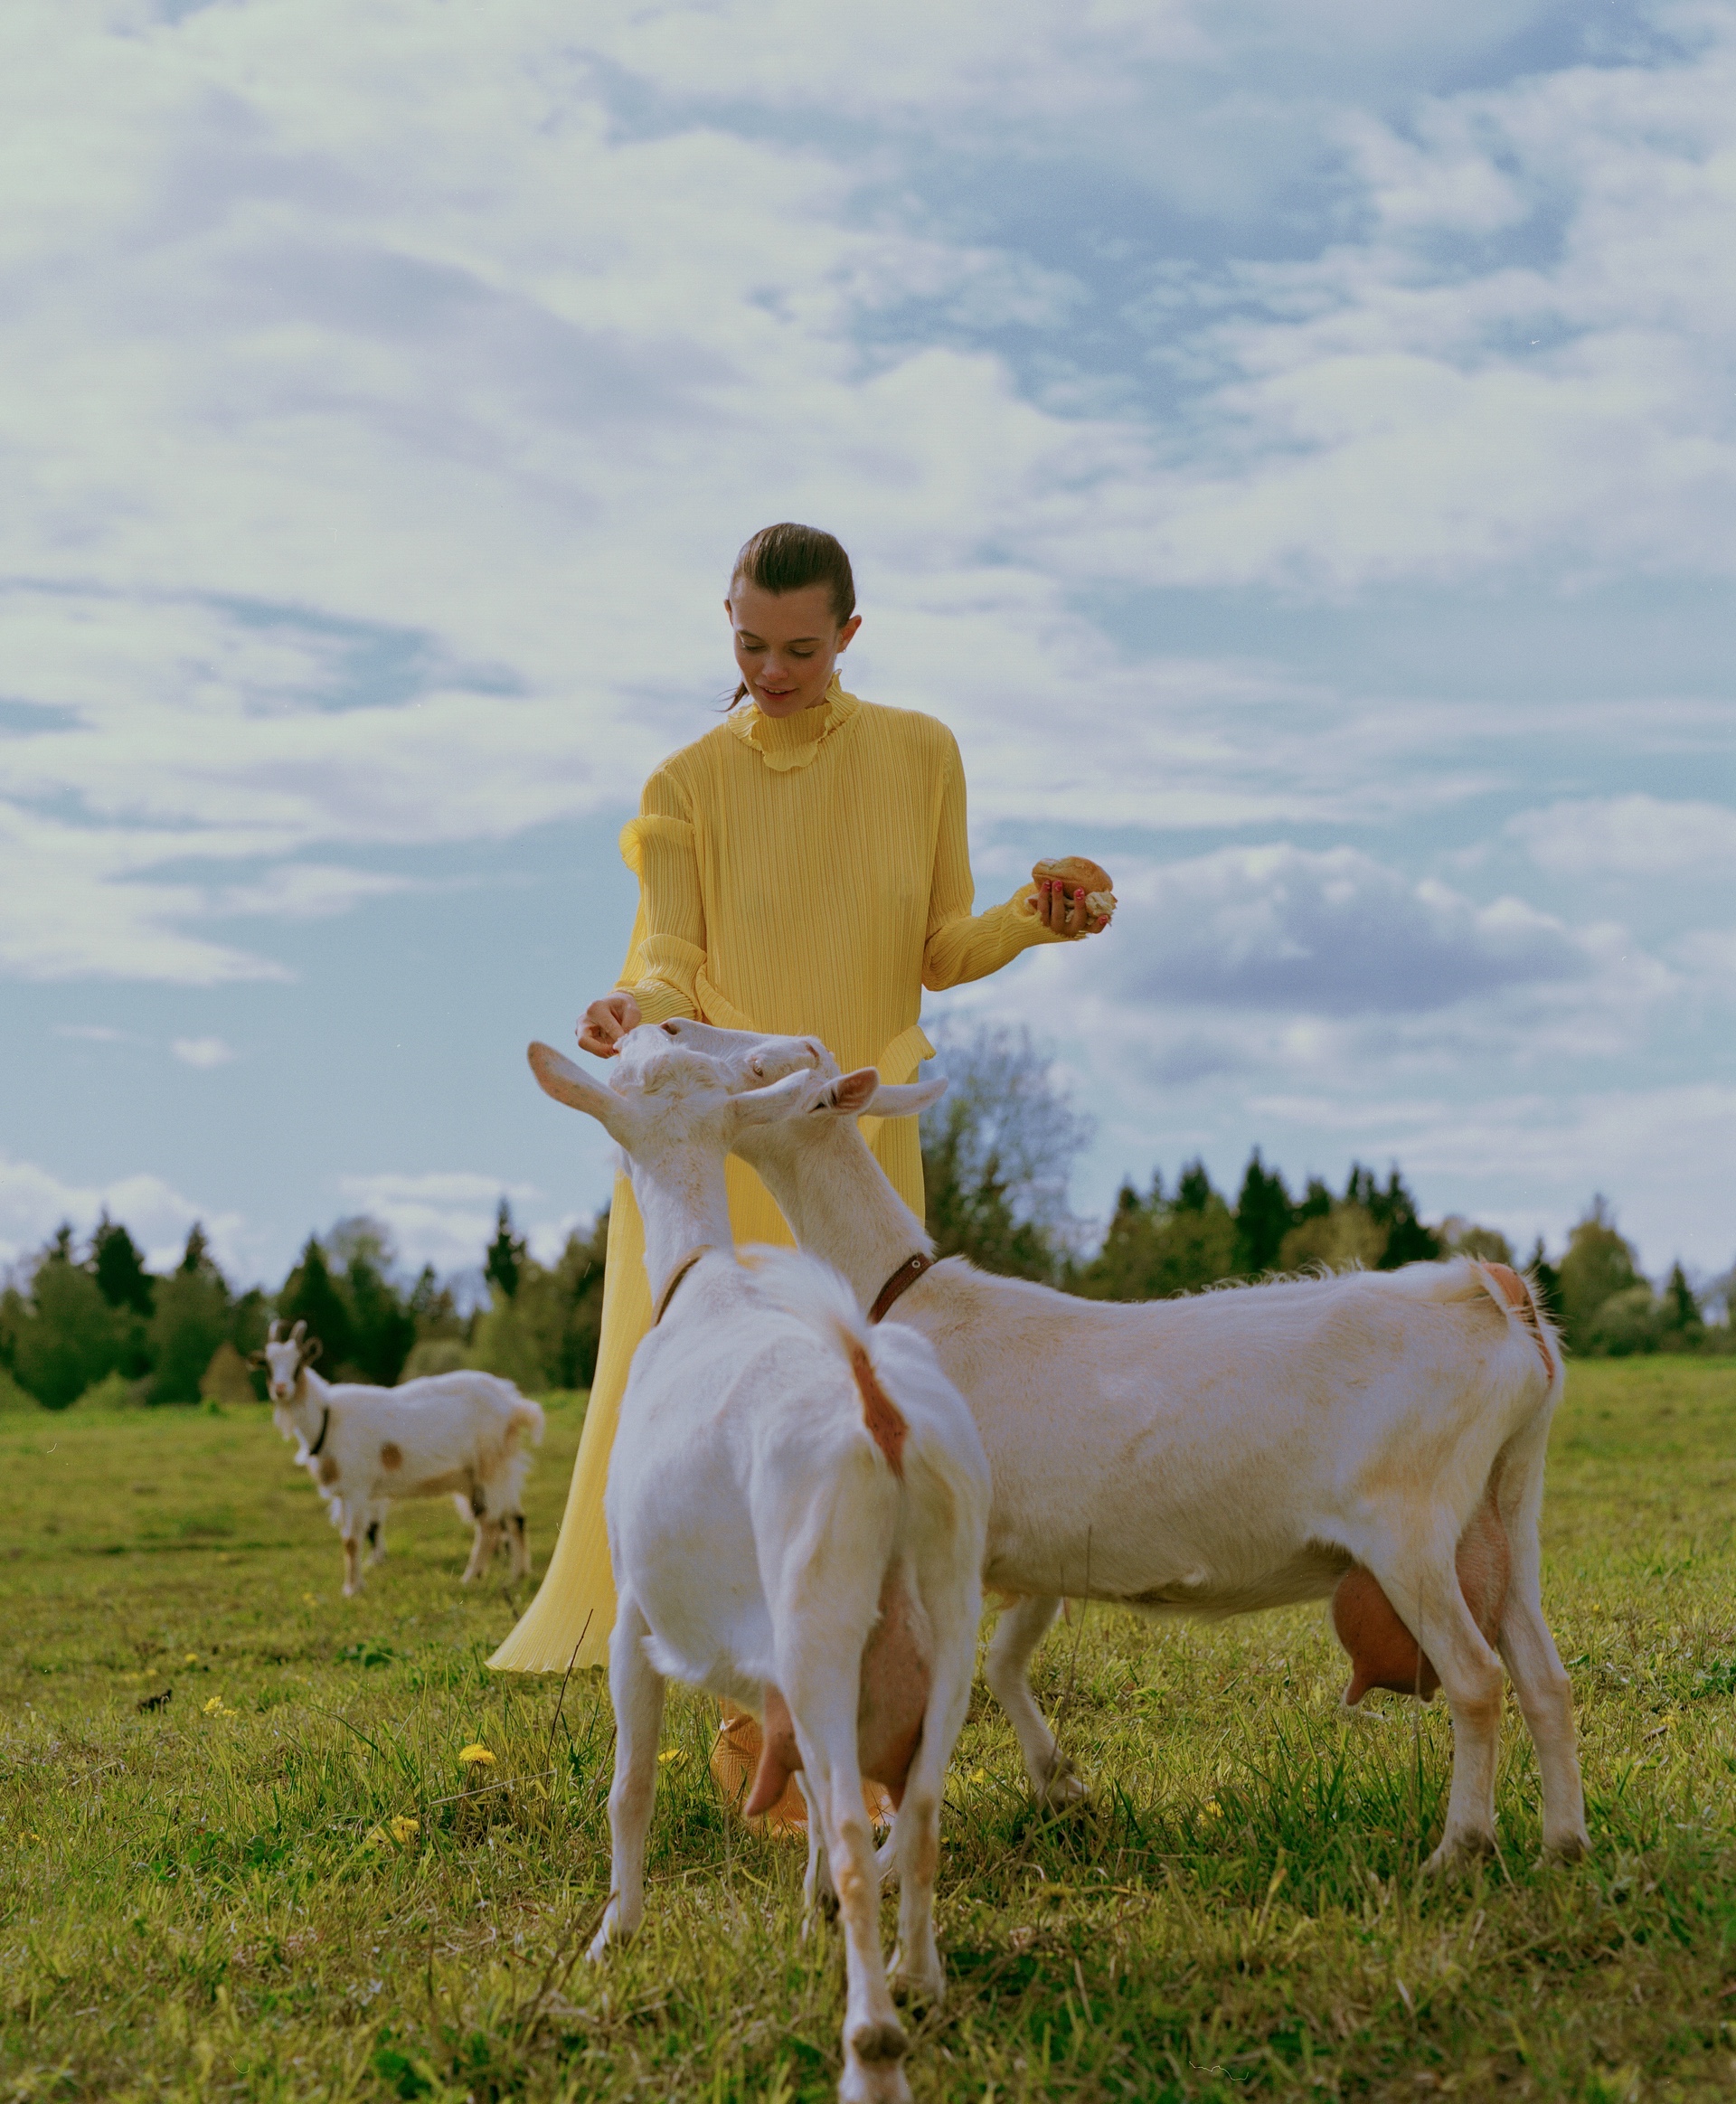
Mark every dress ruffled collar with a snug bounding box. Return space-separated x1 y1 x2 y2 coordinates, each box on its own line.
725 673 858 771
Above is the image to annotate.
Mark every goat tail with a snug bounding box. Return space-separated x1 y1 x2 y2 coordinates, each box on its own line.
507 1392 546 1446
741 1246 910 1477
1472 1260 1563 1390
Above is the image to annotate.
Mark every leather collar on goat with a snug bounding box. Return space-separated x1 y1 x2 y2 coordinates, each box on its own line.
653 1246 712 1326
306 1405 331 1459
868 1251 934 1326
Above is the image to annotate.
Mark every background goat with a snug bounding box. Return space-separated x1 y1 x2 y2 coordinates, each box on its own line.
257 1319 544 1597
656 1016 1589 1871
528 1032 990 2104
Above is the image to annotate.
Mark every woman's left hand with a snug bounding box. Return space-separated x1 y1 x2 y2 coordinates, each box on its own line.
1036 880 1110 939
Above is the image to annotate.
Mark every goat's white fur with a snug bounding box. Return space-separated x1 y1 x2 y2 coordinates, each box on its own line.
528 1031 989 2104
259 1322 544 1598
656 1015 1590 1870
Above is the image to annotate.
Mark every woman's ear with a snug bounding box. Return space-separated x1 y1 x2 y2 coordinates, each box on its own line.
527 1041 638 1146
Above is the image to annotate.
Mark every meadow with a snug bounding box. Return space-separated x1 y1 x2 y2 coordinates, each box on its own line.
3 1357 1735 2102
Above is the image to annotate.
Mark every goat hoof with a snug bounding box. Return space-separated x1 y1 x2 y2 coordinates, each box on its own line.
1038 1761 1088 1811
1424 1830 1495 1874
888 1959 945 2008
1543 1830 1590 1864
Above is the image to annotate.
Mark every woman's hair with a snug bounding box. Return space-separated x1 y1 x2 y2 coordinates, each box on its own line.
727 523 855 706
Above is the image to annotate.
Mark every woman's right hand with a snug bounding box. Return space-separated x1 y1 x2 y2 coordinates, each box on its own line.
578 992 642 1058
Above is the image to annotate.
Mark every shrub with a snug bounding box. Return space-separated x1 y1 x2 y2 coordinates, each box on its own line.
1278 1201 1386 1276
10 1236 126 1409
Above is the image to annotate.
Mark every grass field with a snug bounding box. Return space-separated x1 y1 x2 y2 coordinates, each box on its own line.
4 1357 1736 2101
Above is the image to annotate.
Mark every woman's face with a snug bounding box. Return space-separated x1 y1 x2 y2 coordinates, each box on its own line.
726 579 860 718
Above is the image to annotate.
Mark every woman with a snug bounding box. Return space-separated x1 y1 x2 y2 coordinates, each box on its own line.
490 523 1107 1817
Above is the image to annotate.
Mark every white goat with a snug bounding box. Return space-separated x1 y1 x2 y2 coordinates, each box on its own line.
653 1016 1590 1870
258 1320 544 1597
526 1031 989 2104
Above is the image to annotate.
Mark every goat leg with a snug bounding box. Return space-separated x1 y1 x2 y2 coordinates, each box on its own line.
590 1596 664 1957
984 1594 1085 1807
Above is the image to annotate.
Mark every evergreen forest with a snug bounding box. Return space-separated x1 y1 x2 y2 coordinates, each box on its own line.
2 1030 1723 1415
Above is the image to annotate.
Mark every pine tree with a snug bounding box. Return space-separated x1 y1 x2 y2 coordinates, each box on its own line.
1525 1238 1563 1324
149 1231 233 1404
344 1248 417 1386
277 1238 354 1373
1076 1165 1235 1300
1659 1262 1703 1352
1557 1197 1643 1354
8 1227 124 1409
1231 1150 1294 1278
1364 1166 1442 1269
485 1200 527 1303
91 1214 154 1316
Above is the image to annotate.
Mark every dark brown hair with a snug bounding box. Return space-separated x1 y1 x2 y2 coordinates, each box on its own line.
727 523 856 706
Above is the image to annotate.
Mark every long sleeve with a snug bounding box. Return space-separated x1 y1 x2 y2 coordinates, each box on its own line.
922 733 1066 991
617 769 705 1024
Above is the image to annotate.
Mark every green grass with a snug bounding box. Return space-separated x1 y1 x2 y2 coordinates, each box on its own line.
4 1361 1736 2100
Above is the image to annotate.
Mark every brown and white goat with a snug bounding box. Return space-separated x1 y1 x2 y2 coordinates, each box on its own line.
258 1319 544 1597
656 1016 1590 1870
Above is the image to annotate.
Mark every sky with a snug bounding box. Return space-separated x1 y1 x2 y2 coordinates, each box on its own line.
2 0 1732 1294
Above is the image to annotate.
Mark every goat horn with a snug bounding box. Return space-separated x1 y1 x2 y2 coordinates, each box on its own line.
267 1318 282 1343
290 1319 307 1344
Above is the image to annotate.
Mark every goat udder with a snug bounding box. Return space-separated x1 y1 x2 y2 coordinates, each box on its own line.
743 1580 934 1818
1333 1492 1512 1702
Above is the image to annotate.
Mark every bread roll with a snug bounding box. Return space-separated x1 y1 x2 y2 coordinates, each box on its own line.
1025 855 1116 922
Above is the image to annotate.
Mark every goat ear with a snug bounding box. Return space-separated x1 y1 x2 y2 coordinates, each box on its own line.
301 1337 322 1365
863 1074 948 1120
727 1067 831 1130
527 1040 637 1144
816 1067 882 1118
244 1350 266 1370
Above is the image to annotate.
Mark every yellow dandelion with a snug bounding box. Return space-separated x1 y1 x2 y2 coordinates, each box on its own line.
390 1816 420 1844
203 1695 233 1717
656 1748 685 1768
458 1743 495 1767
1202 1797 1222 1821
184 1653 200 1665
970 1768 988 1784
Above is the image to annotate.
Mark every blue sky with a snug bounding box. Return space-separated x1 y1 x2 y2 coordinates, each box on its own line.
2 0 1732 1290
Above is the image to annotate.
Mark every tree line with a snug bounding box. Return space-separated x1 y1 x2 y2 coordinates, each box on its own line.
0 1205 609 1414
1 1030 1724 1413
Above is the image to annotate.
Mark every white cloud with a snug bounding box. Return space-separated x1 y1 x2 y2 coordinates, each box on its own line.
0 3 1729 986
171 1034 234 1068
1512 794 1736 877
2 0 1729 1285
336 1169 595 1276
1106 844 1586 1014
0 1153 245 1277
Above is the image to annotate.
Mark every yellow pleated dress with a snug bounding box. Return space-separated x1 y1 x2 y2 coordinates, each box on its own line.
490 678 1061 1711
